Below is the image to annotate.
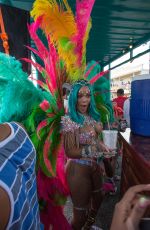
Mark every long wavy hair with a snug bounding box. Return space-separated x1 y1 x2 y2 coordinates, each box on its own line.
68 80 100 124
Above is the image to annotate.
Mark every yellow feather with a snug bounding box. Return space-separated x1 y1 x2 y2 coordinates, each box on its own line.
31 0 90 82
62 0 72 12
82 20 92 69
31 0 76 42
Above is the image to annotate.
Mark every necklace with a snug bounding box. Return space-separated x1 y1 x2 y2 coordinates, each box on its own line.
83 115 95 126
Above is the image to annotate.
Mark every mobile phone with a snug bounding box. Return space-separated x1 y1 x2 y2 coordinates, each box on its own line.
139 218 150 230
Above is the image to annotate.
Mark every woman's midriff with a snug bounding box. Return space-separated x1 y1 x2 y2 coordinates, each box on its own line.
65 158 99 178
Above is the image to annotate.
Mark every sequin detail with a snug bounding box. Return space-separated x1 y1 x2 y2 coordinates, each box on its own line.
61 115 80 132
79 131 95 145
83 115 97 126
61 115 97 133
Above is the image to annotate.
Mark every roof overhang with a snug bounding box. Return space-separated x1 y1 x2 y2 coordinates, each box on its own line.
0 0 150 67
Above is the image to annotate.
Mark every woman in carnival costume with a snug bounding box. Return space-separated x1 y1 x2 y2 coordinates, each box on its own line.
30 0 115 228
0 0 115 229
61 79 111 229
86 61 119 195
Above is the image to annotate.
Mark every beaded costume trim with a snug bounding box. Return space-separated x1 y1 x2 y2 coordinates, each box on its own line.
61 115 97 133
61 115 80 133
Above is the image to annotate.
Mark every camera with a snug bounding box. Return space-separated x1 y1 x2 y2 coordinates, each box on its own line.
139 218 150 230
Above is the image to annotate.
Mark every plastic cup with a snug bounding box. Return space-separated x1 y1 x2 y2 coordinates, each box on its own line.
102 130 118 150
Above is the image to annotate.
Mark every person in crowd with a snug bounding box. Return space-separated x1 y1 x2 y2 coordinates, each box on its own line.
113 88 128 110
62 83 72 113
123 97 130 127
110 184 150 230
113 88 128 118
0 122 41 230
61 80 112 230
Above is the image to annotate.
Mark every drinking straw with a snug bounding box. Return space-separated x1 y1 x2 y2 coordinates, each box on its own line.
106 114 111 130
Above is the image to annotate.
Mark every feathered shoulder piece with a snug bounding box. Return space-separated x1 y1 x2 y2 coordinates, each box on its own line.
61 115 80 133
0 52 44 123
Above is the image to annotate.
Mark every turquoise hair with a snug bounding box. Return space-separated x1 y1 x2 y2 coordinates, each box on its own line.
68 80 100 124
86 60 114 123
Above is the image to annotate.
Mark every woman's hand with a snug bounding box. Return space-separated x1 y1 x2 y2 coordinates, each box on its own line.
110 184 150 230
111 121 119 129
98 141 110 153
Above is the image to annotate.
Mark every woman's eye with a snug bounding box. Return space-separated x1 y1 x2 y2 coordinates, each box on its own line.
78 94 83 98
78 93 91 98
86 93 91 97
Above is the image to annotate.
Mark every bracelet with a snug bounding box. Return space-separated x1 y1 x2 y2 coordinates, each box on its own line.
81 145 92 158
81 147 87 157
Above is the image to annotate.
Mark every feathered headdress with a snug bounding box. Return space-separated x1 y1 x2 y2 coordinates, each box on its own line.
26 0 111 178
22 14 74 227
86 60 114 123
22 16 68 178
22 0 98 179
31 0 95 81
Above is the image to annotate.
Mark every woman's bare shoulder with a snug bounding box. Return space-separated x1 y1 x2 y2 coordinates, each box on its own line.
0 124 11 142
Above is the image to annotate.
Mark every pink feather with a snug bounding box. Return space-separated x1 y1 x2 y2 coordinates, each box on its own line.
89 70 109 84
37 147 71 229
102 182 115 192
45 36 58 91
37 169 71 230
25 45 43 59
27 18 58 95
22 58 44 73
40 100 50 111
73 0 95 66
43 139 55 177
28 18 57 94
37 119 48 139
56 146 70 195
84 61 99 78
28 75 48 91
27 17 49 60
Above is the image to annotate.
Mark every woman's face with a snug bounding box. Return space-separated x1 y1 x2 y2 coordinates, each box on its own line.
76 86 91 114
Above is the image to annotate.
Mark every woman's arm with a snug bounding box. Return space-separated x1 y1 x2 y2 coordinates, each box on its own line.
0 186 11 230
94 122 103 134
63 132 83 158
63 129 93 159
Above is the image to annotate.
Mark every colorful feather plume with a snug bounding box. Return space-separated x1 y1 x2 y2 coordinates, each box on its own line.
23 18 68 177
22 18 71 227
31 0 95 81
74 0 95 67
28 0 111 179
27 2 115 229
85 60 114 123
0 52 44 124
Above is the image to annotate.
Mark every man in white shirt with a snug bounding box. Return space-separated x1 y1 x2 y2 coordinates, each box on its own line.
123 98 130 127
